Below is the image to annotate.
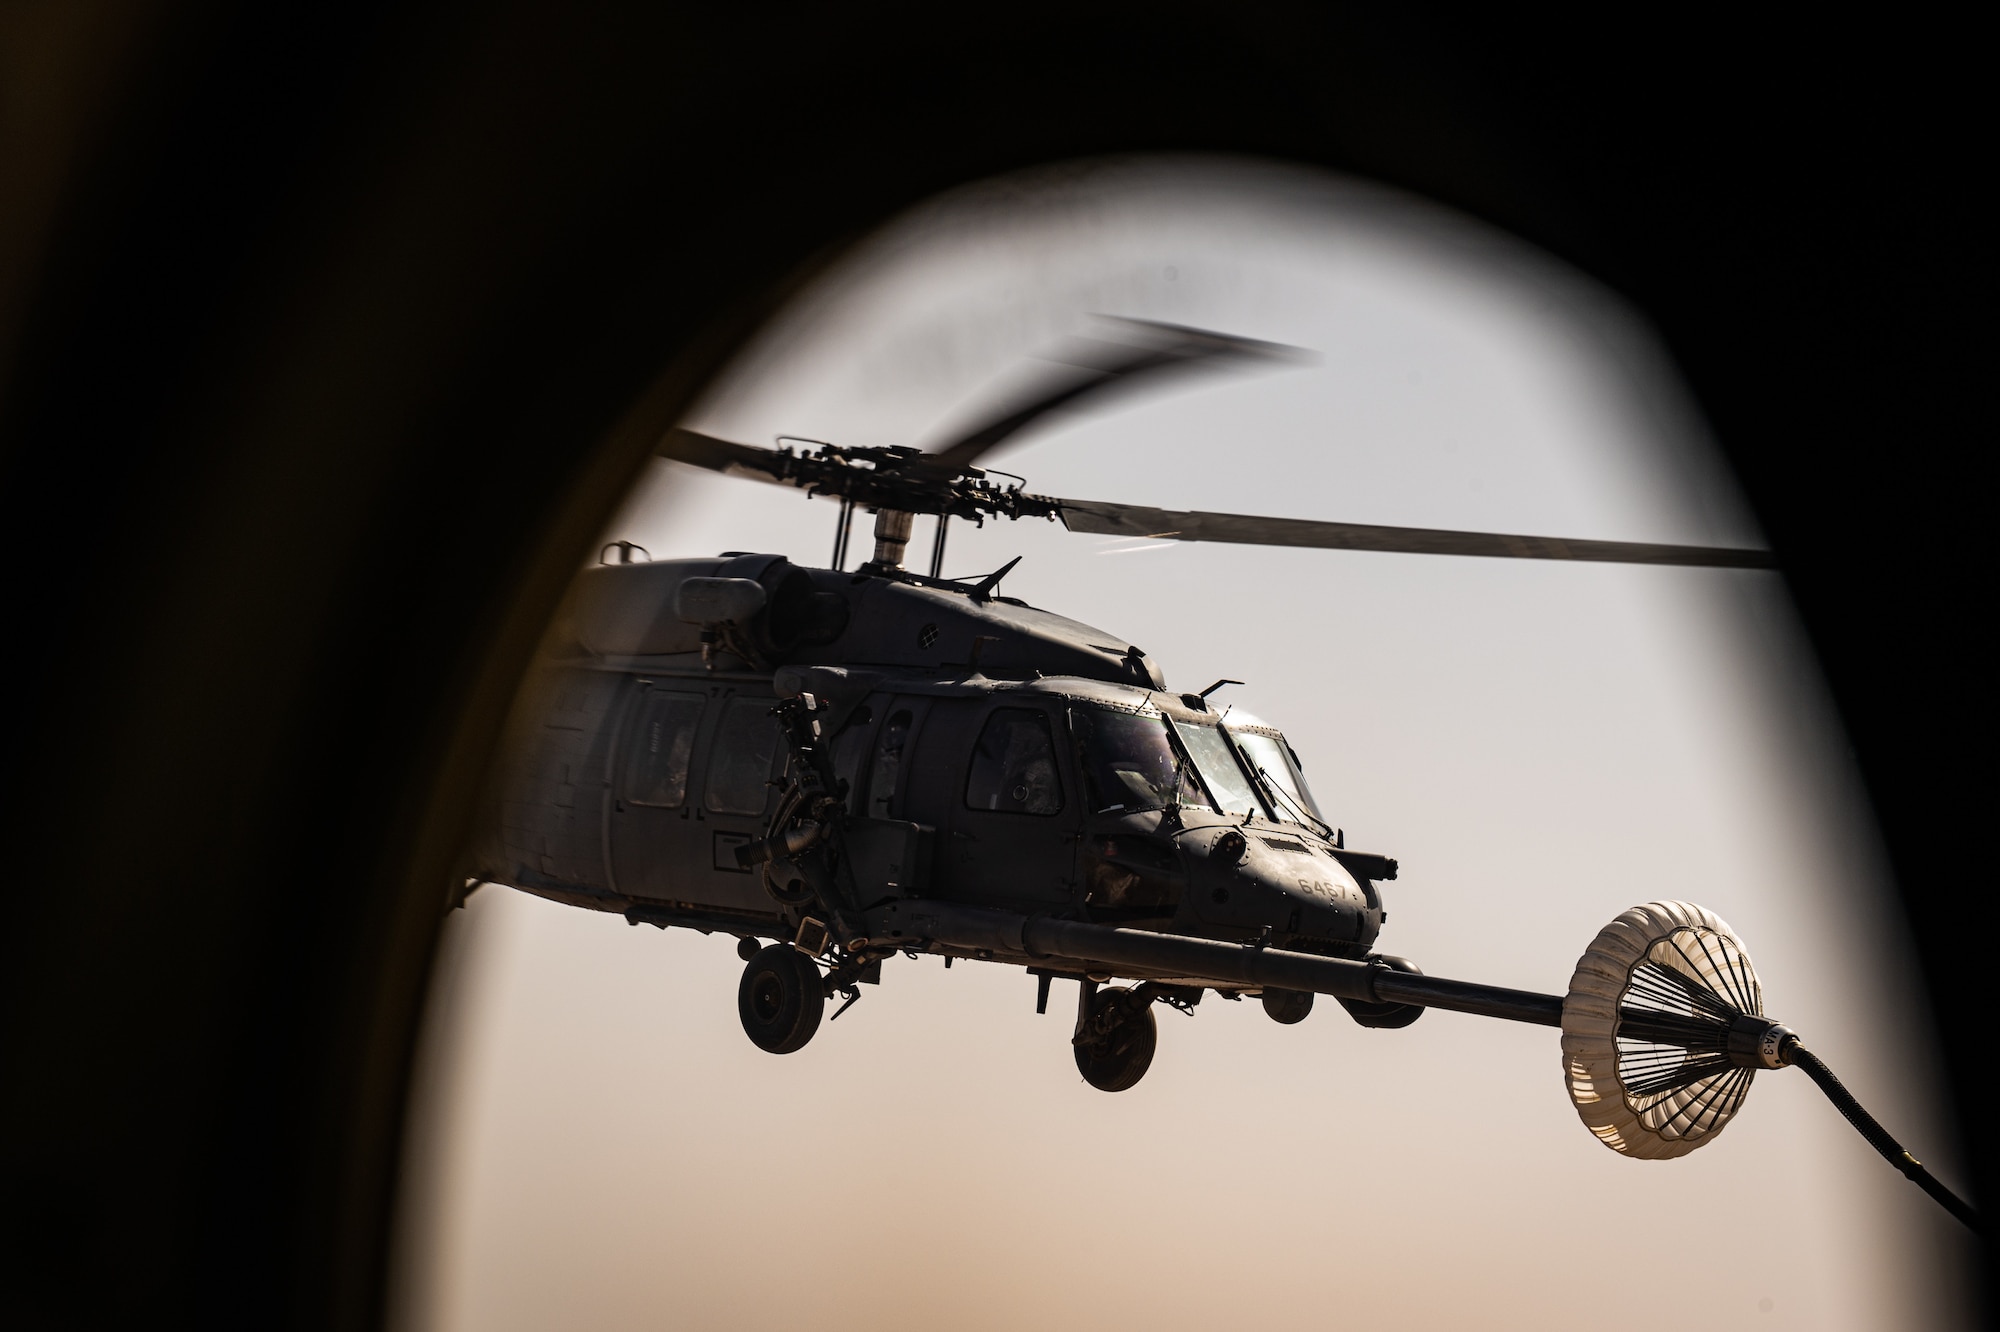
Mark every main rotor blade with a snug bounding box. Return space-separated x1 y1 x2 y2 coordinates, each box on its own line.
925 318 1307 472
656 427 789 484
1058 499 1775 568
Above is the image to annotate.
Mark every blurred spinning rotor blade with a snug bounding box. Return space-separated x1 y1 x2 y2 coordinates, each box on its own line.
657 427 788 484
925 318 1308 471
1058 499 1776 568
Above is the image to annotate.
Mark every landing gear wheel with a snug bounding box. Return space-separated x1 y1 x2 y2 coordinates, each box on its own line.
737 944 825 1054
1073 988 1158 1092
1261 988 1314 1024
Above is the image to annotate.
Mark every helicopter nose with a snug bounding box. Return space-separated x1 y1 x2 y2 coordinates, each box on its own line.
1188 827 1374 944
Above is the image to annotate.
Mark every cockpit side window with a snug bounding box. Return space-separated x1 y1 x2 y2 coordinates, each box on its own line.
1170 719 1263 818
1232 729 1326 826
1071 707 1206 814
964 708 1063 815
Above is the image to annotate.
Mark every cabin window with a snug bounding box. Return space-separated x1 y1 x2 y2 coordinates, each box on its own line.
1071 707 1206 814
704 696 783 816
1170 719 1263 818
619 690 705 808
964 708 1064 816
868 708 913 817
1232 729 1326 826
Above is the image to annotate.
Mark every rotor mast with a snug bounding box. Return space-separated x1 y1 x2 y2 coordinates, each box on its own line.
869 508 916 570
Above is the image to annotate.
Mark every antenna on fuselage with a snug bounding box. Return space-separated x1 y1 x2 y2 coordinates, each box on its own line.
967 556 1022 603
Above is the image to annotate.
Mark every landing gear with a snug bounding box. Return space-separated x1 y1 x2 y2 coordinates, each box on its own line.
1073 986 1158 1091
737 944 825 1053
1261 988 1314 1024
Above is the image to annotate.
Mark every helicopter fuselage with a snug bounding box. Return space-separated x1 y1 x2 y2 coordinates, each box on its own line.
472 553 1395 982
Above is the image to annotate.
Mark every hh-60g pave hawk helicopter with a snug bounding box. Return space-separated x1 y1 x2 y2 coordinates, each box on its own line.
468 319 1976 1228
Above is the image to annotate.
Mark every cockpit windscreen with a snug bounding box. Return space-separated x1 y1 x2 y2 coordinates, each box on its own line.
1231 729 1325 827
1169 719 1263 817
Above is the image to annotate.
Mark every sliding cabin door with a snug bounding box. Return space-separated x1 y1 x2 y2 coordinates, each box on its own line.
609 679 784 915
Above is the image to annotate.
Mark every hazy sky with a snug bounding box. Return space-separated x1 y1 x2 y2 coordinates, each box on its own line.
393 158 1976 1331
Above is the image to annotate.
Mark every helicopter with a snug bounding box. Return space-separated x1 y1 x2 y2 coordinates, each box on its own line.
467 319 1974 1226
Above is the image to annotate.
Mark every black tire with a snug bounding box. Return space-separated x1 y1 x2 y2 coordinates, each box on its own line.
735 935 762 962
1261 988 1314 1024
1073 988 1158 1092
737 944 825 1054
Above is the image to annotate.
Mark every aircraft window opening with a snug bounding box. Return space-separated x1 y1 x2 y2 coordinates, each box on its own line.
869 708 914 817
704 696 784 816
1232 730 1326 828
964 708 1064 816
830 703 874 808
1072 707 1208 815
1169 719 1265 818
619 690 705 808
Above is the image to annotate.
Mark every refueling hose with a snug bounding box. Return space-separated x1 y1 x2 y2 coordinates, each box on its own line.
1786 1042 1980 1232
858 897 1980 1229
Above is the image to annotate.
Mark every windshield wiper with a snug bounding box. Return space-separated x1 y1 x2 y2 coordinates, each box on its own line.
1165 721 1226 814
1256 765 1335 839
1169 737 1196 809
